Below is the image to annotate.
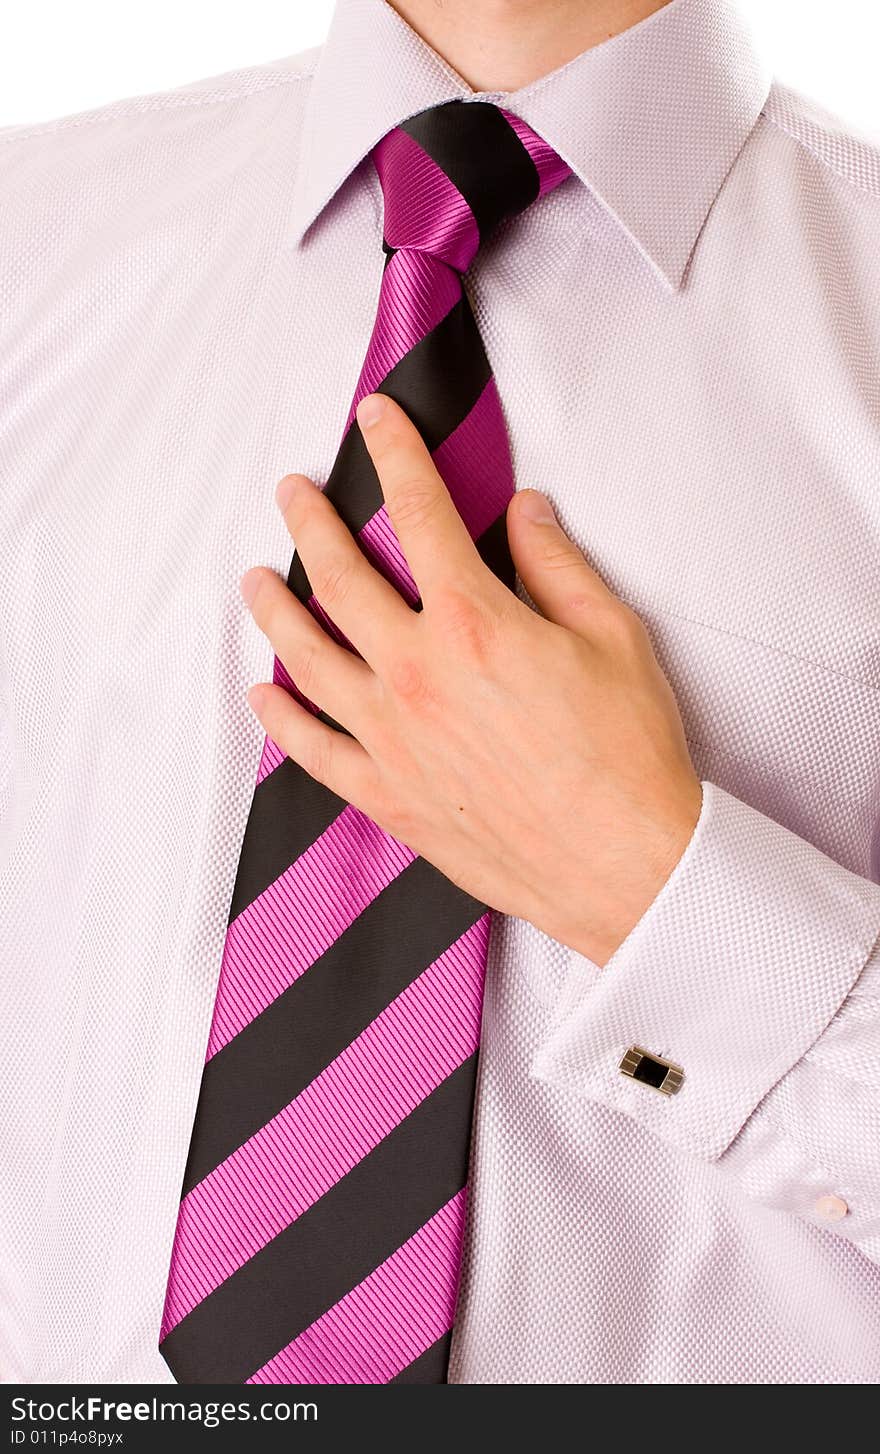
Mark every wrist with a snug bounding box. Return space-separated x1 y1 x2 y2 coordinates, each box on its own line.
558 780 703 968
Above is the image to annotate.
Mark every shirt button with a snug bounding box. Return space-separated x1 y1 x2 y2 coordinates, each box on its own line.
814 1194 848 1223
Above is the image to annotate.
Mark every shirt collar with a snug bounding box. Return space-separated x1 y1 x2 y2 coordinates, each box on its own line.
288 0 771 290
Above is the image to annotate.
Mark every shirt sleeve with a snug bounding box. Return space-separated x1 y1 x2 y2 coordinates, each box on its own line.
530 781 880 1263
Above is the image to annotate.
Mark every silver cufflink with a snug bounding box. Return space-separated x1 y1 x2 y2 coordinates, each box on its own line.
619 1045 684 1097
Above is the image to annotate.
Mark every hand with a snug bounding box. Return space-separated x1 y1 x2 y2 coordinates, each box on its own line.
241 393 702 967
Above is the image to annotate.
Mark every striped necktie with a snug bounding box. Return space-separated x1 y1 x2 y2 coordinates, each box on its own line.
160 100 570 1385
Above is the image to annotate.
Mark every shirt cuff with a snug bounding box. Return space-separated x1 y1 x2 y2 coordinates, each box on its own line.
531 782 880 1161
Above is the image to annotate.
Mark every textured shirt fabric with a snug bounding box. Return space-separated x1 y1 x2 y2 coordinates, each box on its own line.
1 0 880 1384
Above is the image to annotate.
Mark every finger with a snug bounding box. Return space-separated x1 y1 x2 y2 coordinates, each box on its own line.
277 473 413 670
247 682 381 812
506 490 617 635
355 393 484 603
241 566 378 733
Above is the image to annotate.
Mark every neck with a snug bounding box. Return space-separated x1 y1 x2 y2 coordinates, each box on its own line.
388 0 672 92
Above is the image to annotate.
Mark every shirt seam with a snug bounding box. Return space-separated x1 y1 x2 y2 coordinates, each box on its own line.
756 1103 866 1196
683 731 873 838
631 595 880 701
761 109 880 201
0 68 314 147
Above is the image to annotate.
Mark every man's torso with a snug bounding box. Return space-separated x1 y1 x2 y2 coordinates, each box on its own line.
2 41 880 1382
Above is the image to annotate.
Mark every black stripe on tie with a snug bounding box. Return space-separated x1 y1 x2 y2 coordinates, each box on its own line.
399 101 539 242
182 854 484 1195
226 757 347 924
389 1333 453 1384
287 295 491 601
475 511 516 591
162 1056 478 1385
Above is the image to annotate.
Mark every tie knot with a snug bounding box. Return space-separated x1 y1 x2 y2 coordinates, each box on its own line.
374 101 570 274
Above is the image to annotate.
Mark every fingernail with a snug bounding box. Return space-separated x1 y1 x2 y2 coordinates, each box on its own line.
518 490 556 524
240 569 260 607
275 475 296 511
356 394 387 430
246 684 265 713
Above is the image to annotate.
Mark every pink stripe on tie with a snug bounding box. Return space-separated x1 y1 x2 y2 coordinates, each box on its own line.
346 249 460 430
256 734 286 783
306 594 355 650
160 921 487 1335
375 127 480 273
432 377 514 538
502 110 572 196
247 1190 467 1384
206 809 416 1056
358 507 418 604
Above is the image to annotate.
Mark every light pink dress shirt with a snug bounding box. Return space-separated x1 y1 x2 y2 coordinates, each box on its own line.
1 0 879 1383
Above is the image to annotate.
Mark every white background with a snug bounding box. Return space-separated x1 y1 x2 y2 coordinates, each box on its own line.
2 1 880 133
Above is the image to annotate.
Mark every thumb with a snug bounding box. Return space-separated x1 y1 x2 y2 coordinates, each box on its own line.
507 490 615 633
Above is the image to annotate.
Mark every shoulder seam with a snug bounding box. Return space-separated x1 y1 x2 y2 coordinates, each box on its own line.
761 108 880 201
1 68 310 148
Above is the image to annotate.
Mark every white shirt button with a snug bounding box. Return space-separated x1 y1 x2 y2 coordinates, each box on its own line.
814 1194 848 1223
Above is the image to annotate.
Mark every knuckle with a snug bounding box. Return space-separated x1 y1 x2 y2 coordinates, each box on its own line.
433 586 495 659
607 600 648 650
302 733 334 787
381 792 419 847
311 551 356 606
539 536 581 572
390 474 440 532
291 639 322 698
561 592 597 616
360 715 394 765
388 653 435 711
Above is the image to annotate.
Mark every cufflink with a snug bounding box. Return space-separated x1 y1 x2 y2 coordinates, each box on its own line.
619 1046 684 1097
